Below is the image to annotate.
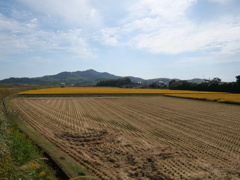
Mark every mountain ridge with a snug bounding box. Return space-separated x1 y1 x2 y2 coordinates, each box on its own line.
0 69 205 85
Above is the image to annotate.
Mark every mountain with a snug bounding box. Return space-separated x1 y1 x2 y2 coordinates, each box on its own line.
0 69 205 85
0 69 122 85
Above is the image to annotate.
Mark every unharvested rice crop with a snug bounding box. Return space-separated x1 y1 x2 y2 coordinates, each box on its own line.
11 96 240 180
18 87 240 104
164 93 240 104
18 87 225 95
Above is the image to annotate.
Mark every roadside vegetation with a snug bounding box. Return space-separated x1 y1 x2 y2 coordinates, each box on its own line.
0 110 58 180
0 86 59 180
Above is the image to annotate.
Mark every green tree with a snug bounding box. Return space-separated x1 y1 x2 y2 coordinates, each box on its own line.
96 77 132 87
211 77 221 84
236 75 240 84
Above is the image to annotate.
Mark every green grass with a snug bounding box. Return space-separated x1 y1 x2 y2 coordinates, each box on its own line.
0 108 58 180
0 86 60 180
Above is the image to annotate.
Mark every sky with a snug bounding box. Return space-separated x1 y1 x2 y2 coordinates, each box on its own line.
0 0 240 82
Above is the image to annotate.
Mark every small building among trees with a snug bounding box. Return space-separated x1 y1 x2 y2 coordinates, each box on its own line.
60 83 65 88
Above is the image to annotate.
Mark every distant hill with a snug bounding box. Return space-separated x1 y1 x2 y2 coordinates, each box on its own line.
0 69 122 85
187 78 208 83
0 69 206 85
142 78 180 84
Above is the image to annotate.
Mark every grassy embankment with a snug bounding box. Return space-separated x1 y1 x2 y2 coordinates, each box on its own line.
0 86 59 180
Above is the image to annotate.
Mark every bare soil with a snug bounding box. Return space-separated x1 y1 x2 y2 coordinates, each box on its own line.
11 96 240 180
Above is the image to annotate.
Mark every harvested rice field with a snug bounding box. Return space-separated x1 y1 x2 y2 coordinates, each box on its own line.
11 96 240 180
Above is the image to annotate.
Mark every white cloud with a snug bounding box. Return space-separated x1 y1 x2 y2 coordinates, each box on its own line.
124 0 196 22
57 29 97 59
123 18 161 33
0 32 28 54
90 9 97 18
26 18 38 28
20 56 53 68
0 13 29 32
17 0 103 28
130 20 240 54
119 0 240 55
29 29 97 59
139 0 195 20
96 28 121 46
0 12 96 59
30 18 37 23
1 0 240 61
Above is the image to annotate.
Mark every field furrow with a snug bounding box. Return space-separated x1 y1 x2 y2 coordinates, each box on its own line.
11 96 240 180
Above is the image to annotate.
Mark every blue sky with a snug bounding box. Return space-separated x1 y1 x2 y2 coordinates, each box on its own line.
0 0 240 82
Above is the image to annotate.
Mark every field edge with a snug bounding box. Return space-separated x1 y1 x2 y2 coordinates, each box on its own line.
4 95 94 179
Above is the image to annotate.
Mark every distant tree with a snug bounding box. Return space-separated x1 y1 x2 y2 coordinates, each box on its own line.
169 80 176 85
96 77 132 87
236 75 240 84
169 80 178 89
117 77 132 87
169 80 176 89
149 83 159 89
158 76 240 92
211 77 221 84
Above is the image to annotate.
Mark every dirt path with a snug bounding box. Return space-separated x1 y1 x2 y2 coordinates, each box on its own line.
11 96 240 180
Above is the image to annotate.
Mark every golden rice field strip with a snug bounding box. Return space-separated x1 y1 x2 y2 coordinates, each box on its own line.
18 87 226 95
11 96 240 180
164 93 240 104
18 86 240 105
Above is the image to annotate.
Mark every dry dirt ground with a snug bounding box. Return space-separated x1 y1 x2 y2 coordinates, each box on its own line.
11 96 240 180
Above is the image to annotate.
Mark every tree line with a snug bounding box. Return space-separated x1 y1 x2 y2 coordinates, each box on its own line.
96 77 132 87
169 76 240 93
